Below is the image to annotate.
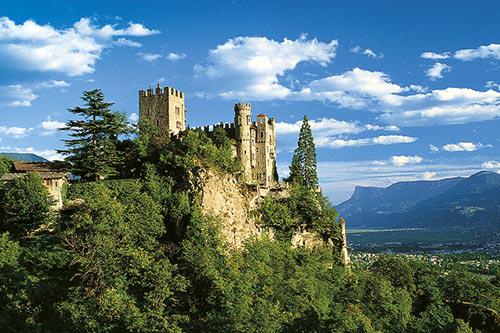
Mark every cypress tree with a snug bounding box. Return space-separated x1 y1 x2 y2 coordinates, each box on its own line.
59 89 129 181
288 115 318 188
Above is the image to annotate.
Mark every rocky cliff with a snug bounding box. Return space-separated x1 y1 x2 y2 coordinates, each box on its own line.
195 169 344 255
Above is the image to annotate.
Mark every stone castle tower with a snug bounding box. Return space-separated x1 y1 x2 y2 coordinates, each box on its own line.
139 84 277 187
139 84 186 135
233 103 277 186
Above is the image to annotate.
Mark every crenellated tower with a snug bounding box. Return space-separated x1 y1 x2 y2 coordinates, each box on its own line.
139 84 186 135
234 103 253 182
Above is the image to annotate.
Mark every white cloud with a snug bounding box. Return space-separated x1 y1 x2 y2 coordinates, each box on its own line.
302 68 499 126
290 159 482 204
302 67 416 108
36 79 71 89
39 118 65 135
0 84 37 107
0 80 70 108
166 52 186 61
429 144 440 153
422 171 437 180
138 52 162 62
195 37 499 127
351 46 383 59
442 141 482 152
0 16 159 76
390 155 423 167
380 87 500 126
481 160 500 172
428 141 489 153
454 43 500 61
194 35 338 100
420 51 450 60
486 81 500 90
275 117 399 136
315 135 416 149
426 62 451 80
129 112 139 123
0 126 33 138
114 37 142 48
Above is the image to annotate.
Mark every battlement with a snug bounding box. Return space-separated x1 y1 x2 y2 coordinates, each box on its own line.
139 85 184 99
200 122 236 133
234 102 251 111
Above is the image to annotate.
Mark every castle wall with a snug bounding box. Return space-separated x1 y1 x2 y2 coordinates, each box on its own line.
138 85 277 187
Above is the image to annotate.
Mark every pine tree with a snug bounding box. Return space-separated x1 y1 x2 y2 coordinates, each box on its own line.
59 89 129 181
288 115 318 188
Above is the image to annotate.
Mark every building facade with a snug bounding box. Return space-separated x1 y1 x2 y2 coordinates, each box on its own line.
139 85 277 187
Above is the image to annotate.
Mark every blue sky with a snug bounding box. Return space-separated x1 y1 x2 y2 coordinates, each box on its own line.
0 0 499 203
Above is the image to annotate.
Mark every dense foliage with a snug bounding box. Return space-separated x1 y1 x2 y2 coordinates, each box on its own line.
1 92 498 332
1 175 498 332
0 155 12 177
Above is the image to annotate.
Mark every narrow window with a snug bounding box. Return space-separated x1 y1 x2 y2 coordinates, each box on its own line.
175 106 180 115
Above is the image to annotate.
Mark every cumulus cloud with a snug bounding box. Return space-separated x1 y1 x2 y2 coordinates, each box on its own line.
0 84 37 107
486 81 500 90
315 135 416 149
426 62 451 80
301 67 419 108
429 141 489 152
442 141 483 152
0 79 70 108
454 43 500 61
422 171 437 180
379 87 500 126
39 118 65 135
275 117 399 136
0 16 159 76
195 37 499 127
350 46 383 59
420 51 450 59
114 37 142 48
0 126 33 138
481 160 500 172
166 52 186 61
137 52 162 62
429 144 440 153
129 112 139 124
36 79 70 89
390 155 423 167
194 35 338 100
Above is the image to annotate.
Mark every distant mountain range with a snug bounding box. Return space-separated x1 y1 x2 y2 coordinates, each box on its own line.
0 153 48 162
337 171 500 229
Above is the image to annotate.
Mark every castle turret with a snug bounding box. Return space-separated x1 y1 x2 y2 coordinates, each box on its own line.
139 85 186 135
234 103 253 182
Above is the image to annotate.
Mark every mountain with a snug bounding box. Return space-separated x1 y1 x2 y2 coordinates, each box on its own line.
337 171 500 229
0 153 49 162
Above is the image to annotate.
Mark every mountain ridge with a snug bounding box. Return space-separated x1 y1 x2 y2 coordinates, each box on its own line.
337 171 500 229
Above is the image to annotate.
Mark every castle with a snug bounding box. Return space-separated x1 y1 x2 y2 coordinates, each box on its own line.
139 84 277 187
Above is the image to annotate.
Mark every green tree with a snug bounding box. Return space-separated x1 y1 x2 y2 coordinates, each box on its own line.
59 89 129 181
59 180 187 332
288 115 318 188
0 155 12 177
0 173 54 239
